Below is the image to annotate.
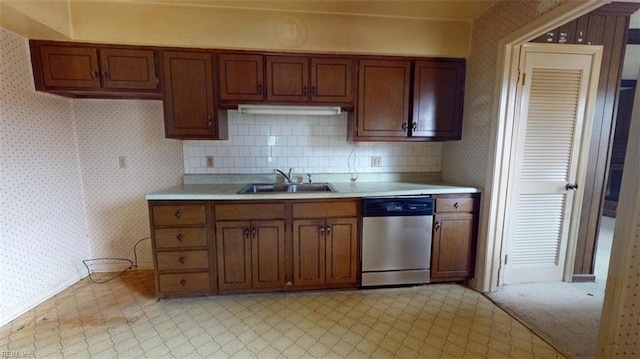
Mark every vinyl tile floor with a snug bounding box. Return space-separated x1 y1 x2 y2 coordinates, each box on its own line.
0 271 564 358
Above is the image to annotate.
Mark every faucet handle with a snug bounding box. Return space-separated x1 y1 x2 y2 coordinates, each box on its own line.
306 173 312 184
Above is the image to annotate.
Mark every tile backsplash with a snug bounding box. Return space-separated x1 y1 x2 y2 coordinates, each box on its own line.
184 112 442 175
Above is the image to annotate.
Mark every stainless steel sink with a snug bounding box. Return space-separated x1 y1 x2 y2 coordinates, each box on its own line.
238 183 337 194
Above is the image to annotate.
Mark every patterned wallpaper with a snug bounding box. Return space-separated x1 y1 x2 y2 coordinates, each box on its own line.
184 112 442 175
441 0 564 187
75 100 183 268
0 28 91 323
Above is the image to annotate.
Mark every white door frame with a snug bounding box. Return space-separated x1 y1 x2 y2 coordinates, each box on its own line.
475 0 608 292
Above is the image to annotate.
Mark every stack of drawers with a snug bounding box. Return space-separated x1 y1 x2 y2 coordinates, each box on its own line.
150 202 214 296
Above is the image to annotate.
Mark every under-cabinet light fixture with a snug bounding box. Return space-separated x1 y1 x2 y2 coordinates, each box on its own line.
236 105 342 116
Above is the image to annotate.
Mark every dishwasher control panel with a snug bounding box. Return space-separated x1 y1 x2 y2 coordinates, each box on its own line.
362 197 433 217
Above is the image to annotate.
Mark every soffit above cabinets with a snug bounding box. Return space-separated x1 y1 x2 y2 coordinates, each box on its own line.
125 0 498 21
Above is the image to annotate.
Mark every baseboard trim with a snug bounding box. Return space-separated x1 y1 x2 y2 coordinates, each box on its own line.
572 274 596 283
0 272 86 327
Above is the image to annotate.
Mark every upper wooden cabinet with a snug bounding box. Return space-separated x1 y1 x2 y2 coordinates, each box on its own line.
218 53 354 106
218 53 264 102
349 58 465 142
353 59 412 138
29 41 160 99
161 51 228 140
412 60 465 140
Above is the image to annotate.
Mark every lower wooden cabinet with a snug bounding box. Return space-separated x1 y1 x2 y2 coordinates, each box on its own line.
215 220 286 292
431 194 479 282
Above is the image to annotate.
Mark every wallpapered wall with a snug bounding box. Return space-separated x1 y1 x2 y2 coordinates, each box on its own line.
184 112 442 175
441 0 564 187
0 28 184 325
74 100 183 267
0 28 90 323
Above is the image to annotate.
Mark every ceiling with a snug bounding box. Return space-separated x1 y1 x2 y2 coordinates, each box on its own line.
125 0 499 21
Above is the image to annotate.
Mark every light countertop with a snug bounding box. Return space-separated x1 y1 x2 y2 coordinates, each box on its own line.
145 181 481 201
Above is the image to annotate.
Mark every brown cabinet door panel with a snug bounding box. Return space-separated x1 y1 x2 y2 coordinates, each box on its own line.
431 213 475 279
251 220 286 289
218 53 264 101
99 48 157 89
266 56 309 102
39 46 100 88
357 60 411 137
293 219 326 286
325 218 358 285
311 58 353 103
412 60 465 139
162 51 217 138
216 221 252 291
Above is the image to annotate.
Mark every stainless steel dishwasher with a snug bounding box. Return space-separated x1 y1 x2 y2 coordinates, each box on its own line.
361 196 434 286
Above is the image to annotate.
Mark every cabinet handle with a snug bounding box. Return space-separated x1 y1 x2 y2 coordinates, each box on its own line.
178 257 185 264
320 226 325 235
90 70 98 79
412 122 417 131
252 227 257 238
303 86 308 97
244 227 250 239
207 116 213 128
102 70 109 79
174 210 181 219
257 84 263 95
176 234 183 242
326 226 331 235
435 221 440 231
311 86 316 96
180 279 187 286
401 122 408 132
454 202 459 209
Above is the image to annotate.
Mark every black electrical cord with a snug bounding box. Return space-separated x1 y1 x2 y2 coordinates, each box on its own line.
82 237 151 284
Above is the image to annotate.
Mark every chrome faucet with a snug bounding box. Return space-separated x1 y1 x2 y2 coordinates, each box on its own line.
274 168 293 183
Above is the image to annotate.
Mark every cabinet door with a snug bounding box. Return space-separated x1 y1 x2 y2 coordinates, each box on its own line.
266 56 309 102
251 220 286 289
218 54 264 101
431 213 475 280
99 48 158 90
292 219 326 286
412 60 465 139
325 218 358 285
356 60 411 137
310 58 353 103
162 51 218 138
39 46 100 88
216 221 252 291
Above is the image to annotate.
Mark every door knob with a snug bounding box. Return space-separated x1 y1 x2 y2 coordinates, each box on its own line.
565 183 579 191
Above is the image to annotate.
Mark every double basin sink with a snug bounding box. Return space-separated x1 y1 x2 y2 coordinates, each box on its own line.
238 183 337 193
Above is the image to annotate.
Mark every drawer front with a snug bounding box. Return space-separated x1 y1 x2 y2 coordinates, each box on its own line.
436 197 475 213
156 250 209 271
292 201 358 218
215 203 285 220
155 227 207 249
153 204 206 226
158 272 210 293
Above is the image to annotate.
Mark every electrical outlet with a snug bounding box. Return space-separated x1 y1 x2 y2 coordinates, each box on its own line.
206 156 215 168
118 156 127 169
371 156 382 167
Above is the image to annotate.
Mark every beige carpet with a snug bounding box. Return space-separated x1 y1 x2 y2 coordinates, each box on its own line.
486 216 613 359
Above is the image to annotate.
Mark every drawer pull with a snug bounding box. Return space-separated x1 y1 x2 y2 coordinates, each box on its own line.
180 279 187 286
174 210 181 219
178 257 185 264
435 221 440 231
454 202 459 209
176 234 183 242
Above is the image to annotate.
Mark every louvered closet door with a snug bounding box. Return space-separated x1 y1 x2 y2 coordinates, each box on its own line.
503 44 601 284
